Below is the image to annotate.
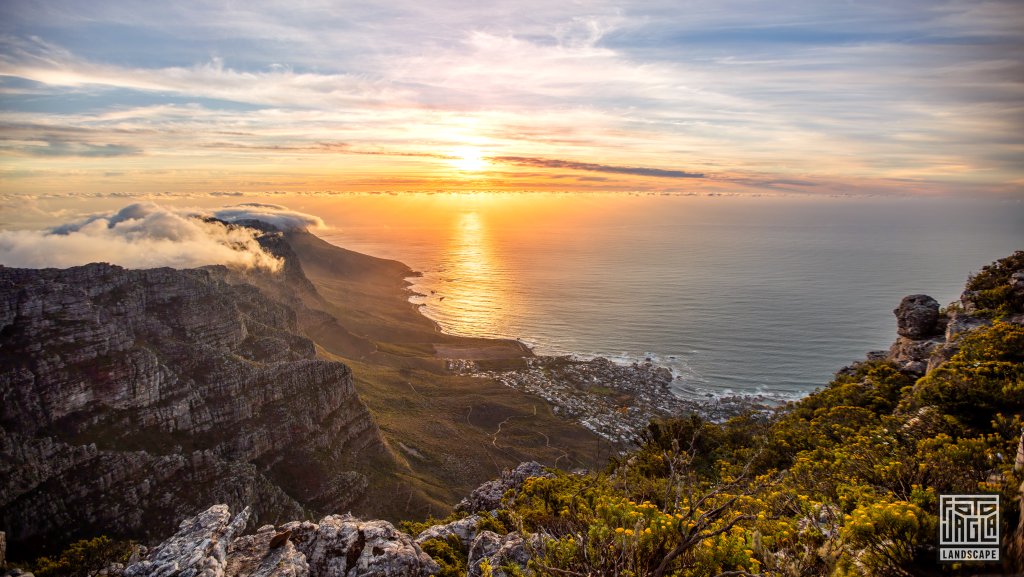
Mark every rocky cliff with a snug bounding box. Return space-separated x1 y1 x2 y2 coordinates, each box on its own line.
0 259 384 557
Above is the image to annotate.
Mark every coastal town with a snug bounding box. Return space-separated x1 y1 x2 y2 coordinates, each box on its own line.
449 355 770 446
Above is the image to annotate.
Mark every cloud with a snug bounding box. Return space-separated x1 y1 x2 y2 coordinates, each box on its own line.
492 156 704 179
0 202 287 270
18 137 142 157
212 203 325 231
0 1 1021 197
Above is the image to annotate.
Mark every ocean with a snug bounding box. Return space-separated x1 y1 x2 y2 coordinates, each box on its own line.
317 193 1023 402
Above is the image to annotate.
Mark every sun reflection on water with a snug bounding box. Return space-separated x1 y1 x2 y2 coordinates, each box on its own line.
434 211 511 337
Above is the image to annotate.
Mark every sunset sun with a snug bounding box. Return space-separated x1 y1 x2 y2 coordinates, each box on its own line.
450 147 488 172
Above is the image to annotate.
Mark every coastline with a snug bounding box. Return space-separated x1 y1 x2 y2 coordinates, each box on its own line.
282 229 619 517
316 232 772 446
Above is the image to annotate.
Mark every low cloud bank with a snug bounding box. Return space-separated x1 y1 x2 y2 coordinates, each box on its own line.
0 202 323 271
212 203 325 231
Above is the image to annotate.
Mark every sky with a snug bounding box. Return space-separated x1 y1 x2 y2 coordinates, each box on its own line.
1 0 1022 204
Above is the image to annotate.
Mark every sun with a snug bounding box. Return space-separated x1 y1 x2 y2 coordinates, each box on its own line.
450 147 488 172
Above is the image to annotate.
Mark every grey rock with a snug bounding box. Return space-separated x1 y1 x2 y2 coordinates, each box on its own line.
127 506 438 577
125 505 251 577
415 514 481 551
456 462 550 513
888 336 944 375
466 531 502 576
225 526 308 577
925 311 992 373
282 515 438 577
467 531 540 577
894 294 941 339
1011 271 1024 293
945 311 990 342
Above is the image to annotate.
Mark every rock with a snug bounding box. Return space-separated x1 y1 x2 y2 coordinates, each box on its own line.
894 294 941 339
415 514 481 551
888 336 944 375
1012 271 1024 294
944 311 990 342
0 263 386 555
128 505 438 577
282 514 438 577
925 310 991 373
124 504 251 577
456 462 550 513
466 531 502 576
225 525 308 577
467 531 540 577
0 531 5 568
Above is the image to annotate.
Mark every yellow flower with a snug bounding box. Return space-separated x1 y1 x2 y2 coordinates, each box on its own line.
615 527 625 534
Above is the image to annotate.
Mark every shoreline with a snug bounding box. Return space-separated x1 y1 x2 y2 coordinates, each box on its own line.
378 243 780 445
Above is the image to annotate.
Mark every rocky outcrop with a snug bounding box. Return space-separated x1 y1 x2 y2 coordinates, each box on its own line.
124 505 438 577
883 256 1024 376
456 461 550 513
893 294 942 339
123 461 553 577
886 295 946 375
887 335 945 375
414 514 482 550
0 260 385 557
125 504 252 577
467 531 539 577
284 515 438 577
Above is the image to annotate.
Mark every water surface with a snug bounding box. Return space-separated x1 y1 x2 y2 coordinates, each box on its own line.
316 193 1023 401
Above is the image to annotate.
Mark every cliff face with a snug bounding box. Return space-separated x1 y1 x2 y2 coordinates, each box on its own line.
0 261 384 556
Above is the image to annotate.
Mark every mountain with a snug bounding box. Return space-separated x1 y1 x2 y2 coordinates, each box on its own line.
63 250 1024 577
0 223 608 560
0 261 387 556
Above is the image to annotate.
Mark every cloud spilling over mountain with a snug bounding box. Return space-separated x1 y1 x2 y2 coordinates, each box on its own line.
0 202 321 271
212 203 326 231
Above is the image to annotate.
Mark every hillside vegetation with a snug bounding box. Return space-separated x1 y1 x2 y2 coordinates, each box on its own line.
409 251 1024 576
18 251 1024 577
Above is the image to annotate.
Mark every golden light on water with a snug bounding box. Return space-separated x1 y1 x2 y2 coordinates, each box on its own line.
436 210 509 336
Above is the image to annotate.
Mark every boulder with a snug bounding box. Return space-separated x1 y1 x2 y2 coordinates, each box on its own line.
414 514 481 551
283 514 438 577
225 526 308 577
894 294 941 339
888 336 944 375
456 462 550 513
467 531 539 577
